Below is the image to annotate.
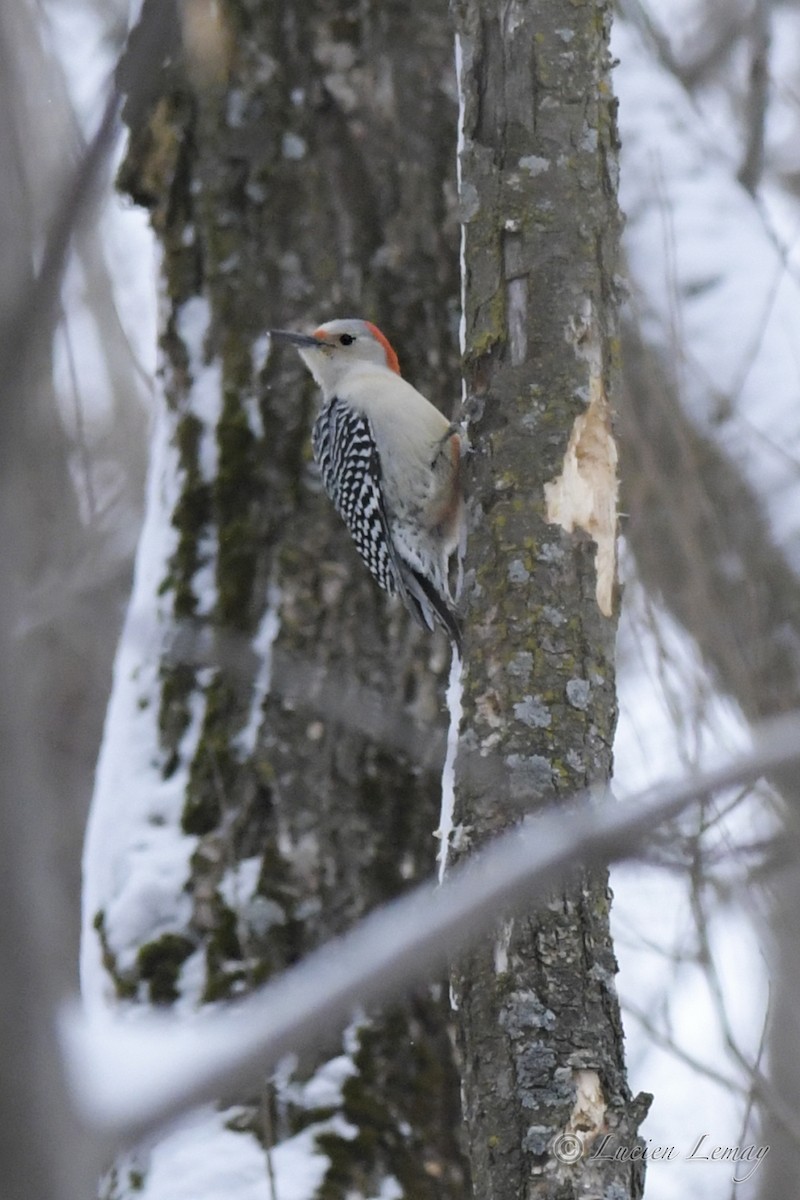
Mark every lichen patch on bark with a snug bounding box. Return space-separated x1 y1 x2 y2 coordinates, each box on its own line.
544 305 618 617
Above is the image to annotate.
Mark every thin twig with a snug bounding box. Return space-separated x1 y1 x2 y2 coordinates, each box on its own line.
0 0 178 405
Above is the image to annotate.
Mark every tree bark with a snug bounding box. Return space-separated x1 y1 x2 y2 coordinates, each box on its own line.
89 1 469 1196
451 1 647 1196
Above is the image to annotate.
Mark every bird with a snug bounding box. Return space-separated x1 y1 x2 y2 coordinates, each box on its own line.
270 318 465 651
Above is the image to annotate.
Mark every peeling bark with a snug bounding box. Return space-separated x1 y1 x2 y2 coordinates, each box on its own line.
544 303 618 619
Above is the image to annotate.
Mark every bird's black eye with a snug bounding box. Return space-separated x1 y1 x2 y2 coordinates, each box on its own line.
339 333 355 346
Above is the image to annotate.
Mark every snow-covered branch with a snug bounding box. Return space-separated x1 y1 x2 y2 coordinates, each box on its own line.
67 712 800 1152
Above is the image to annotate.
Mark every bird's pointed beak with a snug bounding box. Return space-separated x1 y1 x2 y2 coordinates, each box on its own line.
269 329 325 349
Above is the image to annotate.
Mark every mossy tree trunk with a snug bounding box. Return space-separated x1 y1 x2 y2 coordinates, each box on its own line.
450 1 648 1196
93 1 470 1196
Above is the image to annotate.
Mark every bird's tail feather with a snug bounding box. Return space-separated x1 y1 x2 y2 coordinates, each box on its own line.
399 562 462 653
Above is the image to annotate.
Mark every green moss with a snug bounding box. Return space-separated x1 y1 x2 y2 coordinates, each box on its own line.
176 407 203 460
118 94 183 215
315 1130 373 1198
494 969 515 997
214 364 262 630
157 660 196 776
469 282 507 361
202 896 246 1002
313 1005 464 1199
356 749 430 902
203 966 247 1002
207 227 240 276
181 674 239 834
99 1165 121 1200
181 786 222 837
254 757 277 787
92 910 137 1001
214 899 242 959
158 411 213 619
250 844 305 974
137 933 195 1005
217 515 259 627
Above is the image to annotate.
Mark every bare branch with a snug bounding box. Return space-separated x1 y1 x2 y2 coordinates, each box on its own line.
738 0 772 194
0 0 179 398
68 712 800 1151
616 0 749 90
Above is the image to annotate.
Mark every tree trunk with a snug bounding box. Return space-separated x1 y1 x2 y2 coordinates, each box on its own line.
86 1 470 1196
450 1 647 1196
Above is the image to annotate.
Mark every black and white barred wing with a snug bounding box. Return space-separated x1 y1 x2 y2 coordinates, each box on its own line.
312 397 400 597
312 396 463 649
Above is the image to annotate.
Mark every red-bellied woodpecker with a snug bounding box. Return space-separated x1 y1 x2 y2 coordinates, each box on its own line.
270 318 465 650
